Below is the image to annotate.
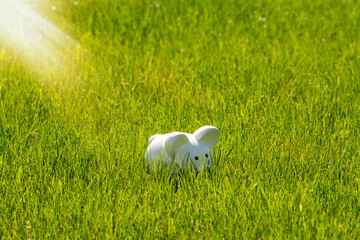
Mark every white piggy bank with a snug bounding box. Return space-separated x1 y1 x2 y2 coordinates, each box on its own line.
145 126 220 173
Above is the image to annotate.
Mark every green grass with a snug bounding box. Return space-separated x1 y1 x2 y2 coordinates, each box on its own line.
1 0 360 238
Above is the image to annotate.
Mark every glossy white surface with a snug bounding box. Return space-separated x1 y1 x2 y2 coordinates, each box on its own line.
145 126 220 173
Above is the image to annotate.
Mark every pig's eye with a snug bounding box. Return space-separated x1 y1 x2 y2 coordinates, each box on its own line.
194 156 199 161
205 154 209 158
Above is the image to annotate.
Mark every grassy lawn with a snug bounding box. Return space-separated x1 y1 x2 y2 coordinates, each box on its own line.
1 0 360 238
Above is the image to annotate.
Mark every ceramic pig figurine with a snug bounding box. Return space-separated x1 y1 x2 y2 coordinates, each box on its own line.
145 126 220 173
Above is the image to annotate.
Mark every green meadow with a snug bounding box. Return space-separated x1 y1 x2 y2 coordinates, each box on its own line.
1 0 360 238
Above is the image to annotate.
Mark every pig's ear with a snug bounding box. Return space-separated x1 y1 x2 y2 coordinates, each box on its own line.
148 134 160 145
194 126 220 149
165 133 190 157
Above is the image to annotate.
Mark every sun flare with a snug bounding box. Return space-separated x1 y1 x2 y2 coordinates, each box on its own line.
0 0 82 77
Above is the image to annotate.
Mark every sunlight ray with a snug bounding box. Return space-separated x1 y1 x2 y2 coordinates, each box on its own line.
0 0 82 77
